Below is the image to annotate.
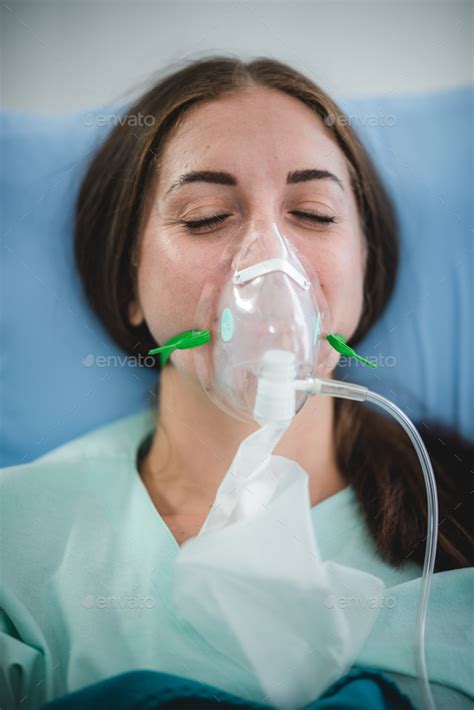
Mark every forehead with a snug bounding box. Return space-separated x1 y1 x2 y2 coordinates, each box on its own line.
158 86 349 183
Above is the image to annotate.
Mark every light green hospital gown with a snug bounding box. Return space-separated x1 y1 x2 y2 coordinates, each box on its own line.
1 409 472 709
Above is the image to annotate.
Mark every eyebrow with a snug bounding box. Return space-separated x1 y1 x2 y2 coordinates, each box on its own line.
165 168 344 195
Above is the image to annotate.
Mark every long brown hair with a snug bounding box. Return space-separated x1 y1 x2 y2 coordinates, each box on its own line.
75 55 473 571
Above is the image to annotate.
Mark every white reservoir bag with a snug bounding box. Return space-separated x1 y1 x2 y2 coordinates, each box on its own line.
173 422 385 710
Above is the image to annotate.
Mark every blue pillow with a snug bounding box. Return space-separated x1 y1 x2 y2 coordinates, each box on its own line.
339 86 473 440
0 111 156 467
1 86 472 466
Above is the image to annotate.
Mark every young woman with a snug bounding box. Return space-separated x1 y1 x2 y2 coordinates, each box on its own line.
1 57 472 710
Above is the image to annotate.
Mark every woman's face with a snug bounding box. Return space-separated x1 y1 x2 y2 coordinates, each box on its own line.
130 86 367 377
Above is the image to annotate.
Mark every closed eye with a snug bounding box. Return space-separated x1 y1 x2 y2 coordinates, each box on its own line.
290 210 337 225
181 211 337 233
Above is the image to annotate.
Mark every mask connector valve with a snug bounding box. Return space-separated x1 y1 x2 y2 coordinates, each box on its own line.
253 349 298 426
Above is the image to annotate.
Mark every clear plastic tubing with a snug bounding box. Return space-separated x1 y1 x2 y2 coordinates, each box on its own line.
299 377 439 710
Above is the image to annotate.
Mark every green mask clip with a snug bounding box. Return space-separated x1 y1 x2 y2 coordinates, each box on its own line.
148 329 377 369
148 329 211 366
326 333 377 368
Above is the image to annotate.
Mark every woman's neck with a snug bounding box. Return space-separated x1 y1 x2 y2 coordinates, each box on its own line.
139 363 347 525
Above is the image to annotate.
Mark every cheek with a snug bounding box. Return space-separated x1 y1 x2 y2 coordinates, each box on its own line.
306 235 366 341
137 235 212 346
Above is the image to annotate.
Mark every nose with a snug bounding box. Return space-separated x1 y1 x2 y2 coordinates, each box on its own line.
231 219 310 291
231 219 291 271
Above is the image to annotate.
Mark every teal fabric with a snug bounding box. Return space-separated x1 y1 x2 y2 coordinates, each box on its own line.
1 410 472 710
41 667 414 709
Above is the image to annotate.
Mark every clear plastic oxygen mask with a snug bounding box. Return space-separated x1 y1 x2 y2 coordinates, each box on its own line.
194 219 336 425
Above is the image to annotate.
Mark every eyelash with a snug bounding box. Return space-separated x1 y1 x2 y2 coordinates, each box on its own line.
180 211 337 233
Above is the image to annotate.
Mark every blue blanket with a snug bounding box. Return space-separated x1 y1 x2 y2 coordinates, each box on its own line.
42 666 414 709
